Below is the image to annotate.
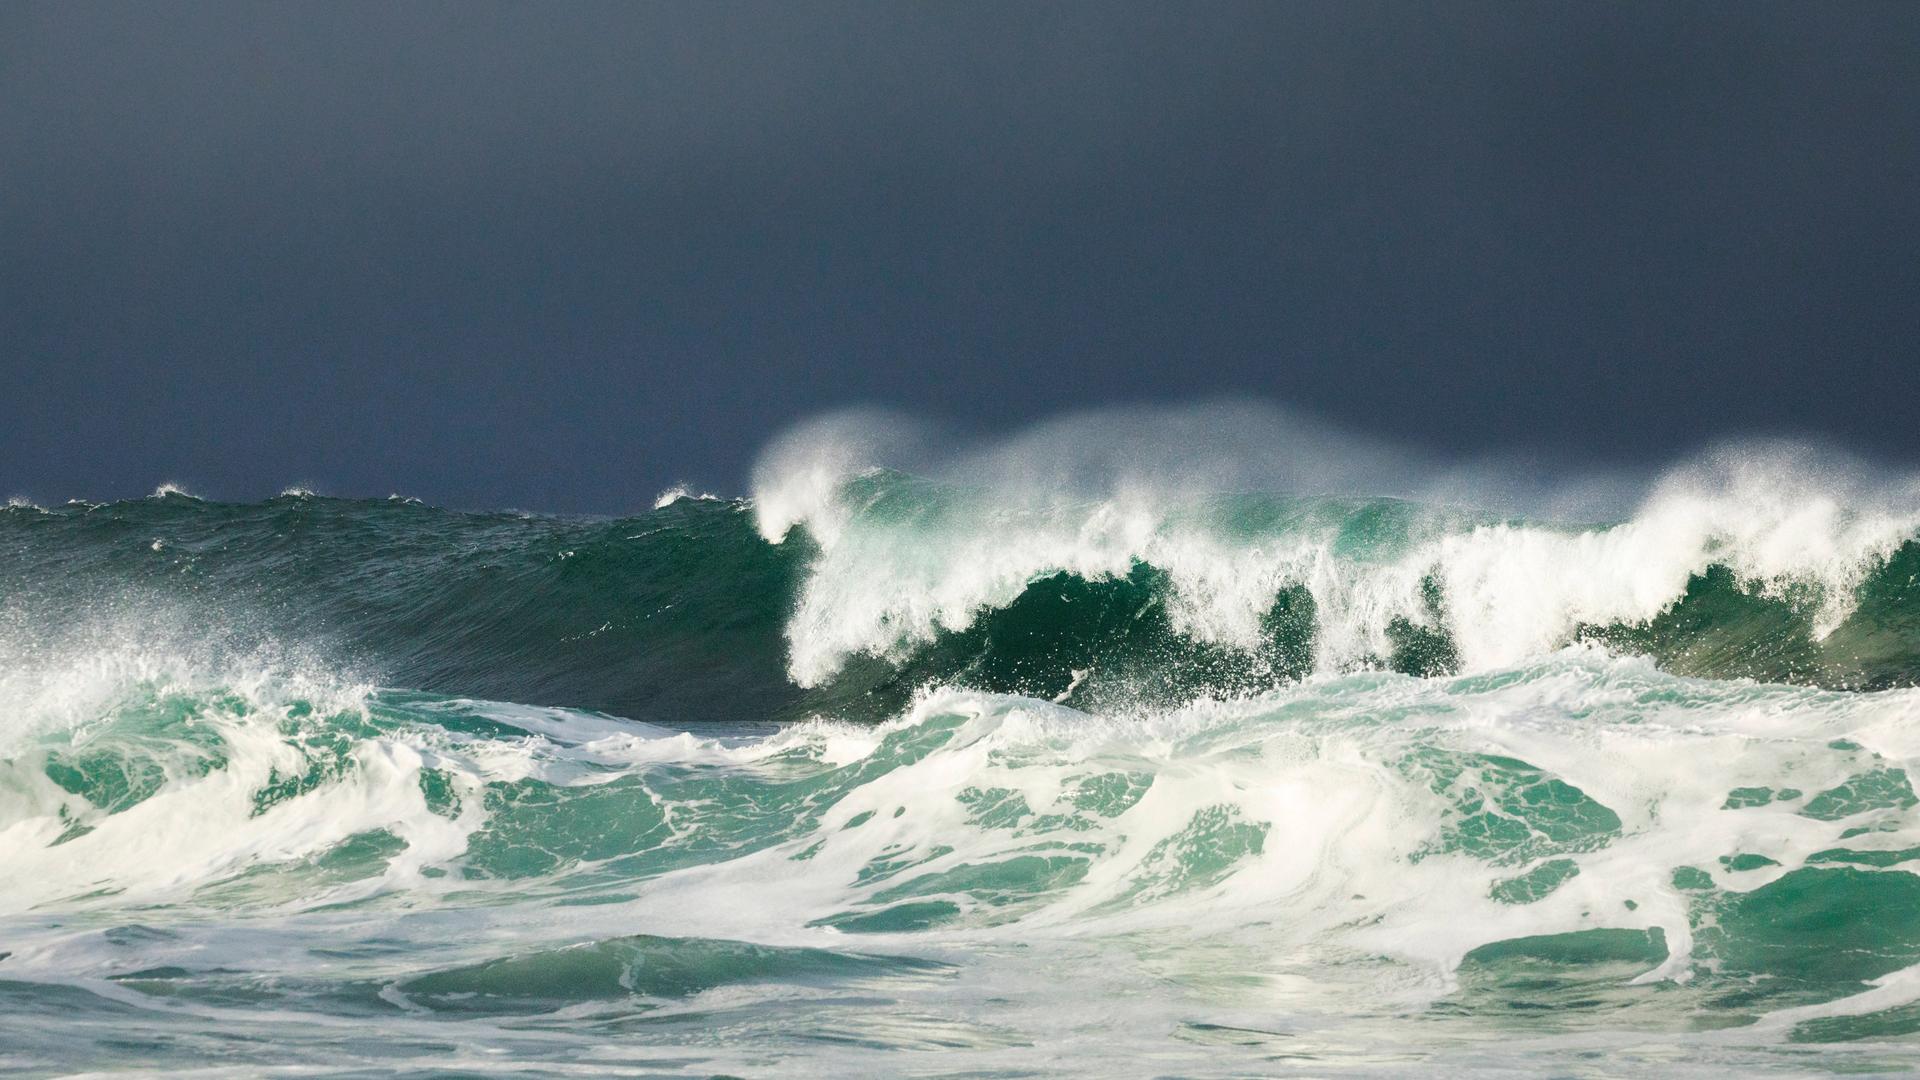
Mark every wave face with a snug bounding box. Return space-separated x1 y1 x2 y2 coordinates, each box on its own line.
9 437 1920 1074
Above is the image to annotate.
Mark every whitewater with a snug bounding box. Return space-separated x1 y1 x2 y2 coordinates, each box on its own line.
9 406 1920 1076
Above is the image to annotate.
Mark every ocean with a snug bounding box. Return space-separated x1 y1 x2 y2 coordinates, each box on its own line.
8 436 1920 1077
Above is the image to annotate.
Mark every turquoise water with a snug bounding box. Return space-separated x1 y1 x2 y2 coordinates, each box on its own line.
7 458 1920 1076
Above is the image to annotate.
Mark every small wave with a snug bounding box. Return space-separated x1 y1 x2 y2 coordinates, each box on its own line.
653 484 719 509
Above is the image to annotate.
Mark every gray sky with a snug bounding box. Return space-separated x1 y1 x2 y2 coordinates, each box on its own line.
4 2 1917 511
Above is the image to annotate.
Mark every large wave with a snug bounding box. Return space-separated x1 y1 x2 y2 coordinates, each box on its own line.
753 407 1920 702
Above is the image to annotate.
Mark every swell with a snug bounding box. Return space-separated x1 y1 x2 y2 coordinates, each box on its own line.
0 491 809 726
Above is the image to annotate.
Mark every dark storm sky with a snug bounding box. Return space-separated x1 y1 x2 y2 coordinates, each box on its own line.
3 2 1917 512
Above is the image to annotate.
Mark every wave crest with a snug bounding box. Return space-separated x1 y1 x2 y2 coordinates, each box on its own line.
754 408 1920 694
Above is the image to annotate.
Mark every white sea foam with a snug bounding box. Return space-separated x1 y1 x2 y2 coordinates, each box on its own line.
598 661 1865 951
3 629 1919 1068
0 646 1894 957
